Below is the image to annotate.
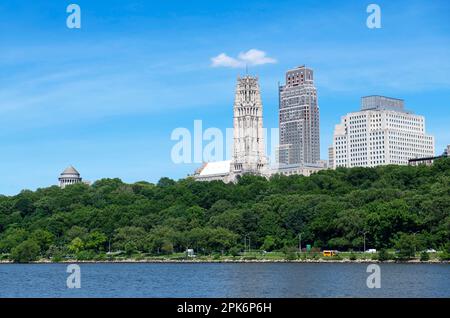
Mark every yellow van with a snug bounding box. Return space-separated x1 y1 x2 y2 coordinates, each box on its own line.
322 250 337 257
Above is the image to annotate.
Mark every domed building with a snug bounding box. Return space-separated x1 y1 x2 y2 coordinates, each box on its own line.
58 166 83 188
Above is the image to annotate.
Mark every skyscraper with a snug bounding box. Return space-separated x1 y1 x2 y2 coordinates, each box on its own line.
278 65 320 165
330 96 435 168
232 75 267 174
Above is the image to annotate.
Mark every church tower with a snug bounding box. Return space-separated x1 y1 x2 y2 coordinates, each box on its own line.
232 75 267 175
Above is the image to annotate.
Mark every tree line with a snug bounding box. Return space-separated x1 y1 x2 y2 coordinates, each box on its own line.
0 158 449 262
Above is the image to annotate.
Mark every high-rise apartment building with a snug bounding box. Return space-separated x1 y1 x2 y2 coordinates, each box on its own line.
278 65 320 165
330 96 435 169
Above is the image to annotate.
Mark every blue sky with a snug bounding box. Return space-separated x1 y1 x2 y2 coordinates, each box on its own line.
1 0 449 195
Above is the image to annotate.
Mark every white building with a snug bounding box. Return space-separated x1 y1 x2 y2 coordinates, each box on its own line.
330 96 435 169
58 166 91 188
58 166 83 188
272 162 327 177
193 160 232 182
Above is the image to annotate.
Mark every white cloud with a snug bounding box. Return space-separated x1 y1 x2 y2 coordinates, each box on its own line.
211 49 277 68
238 49 277 65
211 53 244 68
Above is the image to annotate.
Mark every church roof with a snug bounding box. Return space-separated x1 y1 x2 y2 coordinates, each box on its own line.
61 166 80 176
198 160 231 176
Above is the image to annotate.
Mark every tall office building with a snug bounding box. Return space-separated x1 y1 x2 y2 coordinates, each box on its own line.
278 65 320 165
330 96 435 169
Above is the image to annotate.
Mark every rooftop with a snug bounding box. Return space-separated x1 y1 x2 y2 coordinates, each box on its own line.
197 161 231 176
60 166 80 176
361 95 407 112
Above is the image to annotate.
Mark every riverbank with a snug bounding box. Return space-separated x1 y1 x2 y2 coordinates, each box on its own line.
0 258 448 264
2 250 448 264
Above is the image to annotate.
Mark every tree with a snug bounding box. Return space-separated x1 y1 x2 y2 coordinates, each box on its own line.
113 226 148 252
46 245 65 261
161 242 174 254
185 227 238 254
186 206 206 226
13 190 36 216
378 249 390 261
65 226 88 242
147 226 178 254
261 236 276 251
206 227 238 252
208 209 244 233
11 239 40 263
327 237 351 250
420 251 430 261
229 247 240 257
282 246 297 260
124 241 138 256
157 177 176 188
29 229 55 254
0 228 28 253
68 237 84 254
439 242 450 261
85 231 107 251
394 233 416 260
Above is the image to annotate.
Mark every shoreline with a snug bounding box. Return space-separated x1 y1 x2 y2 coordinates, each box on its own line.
1 259 448 264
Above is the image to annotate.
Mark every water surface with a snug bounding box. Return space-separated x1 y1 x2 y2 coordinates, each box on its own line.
0 263 448 297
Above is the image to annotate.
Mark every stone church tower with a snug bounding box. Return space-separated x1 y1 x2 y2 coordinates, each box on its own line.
231 75 267 175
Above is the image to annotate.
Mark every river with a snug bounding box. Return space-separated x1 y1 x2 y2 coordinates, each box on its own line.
0 263 448 297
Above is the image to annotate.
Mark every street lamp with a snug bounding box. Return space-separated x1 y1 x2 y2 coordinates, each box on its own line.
360 230 368 253
412 231 420 257
298 233 302 253
244 234 250 254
